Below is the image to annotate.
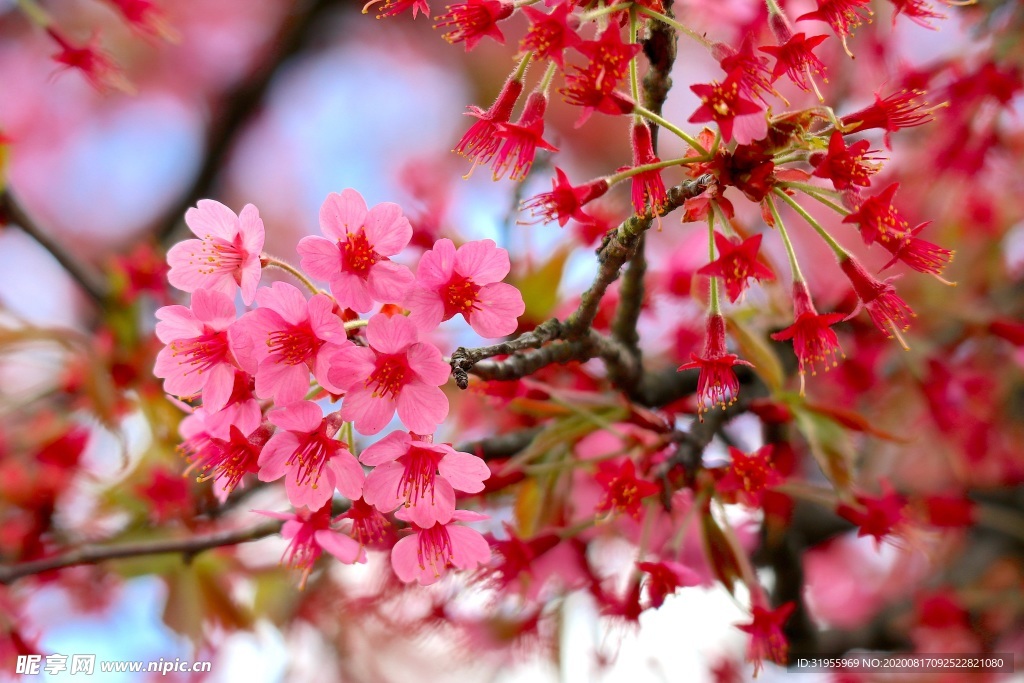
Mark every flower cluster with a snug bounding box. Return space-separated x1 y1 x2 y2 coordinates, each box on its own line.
157 191 525 585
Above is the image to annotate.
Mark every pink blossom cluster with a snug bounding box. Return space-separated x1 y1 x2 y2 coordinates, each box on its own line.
155 191 524 585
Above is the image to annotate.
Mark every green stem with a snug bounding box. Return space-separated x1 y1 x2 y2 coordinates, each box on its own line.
538 60 557 95
629 9 640 104
579 3 627 21
773 188 848 259
634 105 708 154
782 182 851 216
606 154 710 185
635 6 714 49
343 319 368 331
707 213 720 314
513 51 532 82
262 255 321 295
766 194 805 282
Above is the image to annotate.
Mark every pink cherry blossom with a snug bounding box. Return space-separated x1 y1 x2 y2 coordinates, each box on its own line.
360 431 490 527
229 281 350 404
390 509 491 585
166 200 265 305
406 238 525 337
258 506 365 588
153 288 240 411
328 314 450 435
296 189 415 312
258 402 365 510
180 403 267 499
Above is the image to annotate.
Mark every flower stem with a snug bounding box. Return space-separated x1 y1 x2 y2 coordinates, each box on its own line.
782 182 851 216
635 6 714 49
513 51 532 82
607 154 711 185
766 194 805 282
708 212 721 314
261 255 321 295
634 105 708 154
629 9 641 105
773 188 848 259
538 60 557 95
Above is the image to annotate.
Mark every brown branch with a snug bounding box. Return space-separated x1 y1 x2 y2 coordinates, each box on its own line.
155 0 339 244
0 190 109 305
0 520 283 584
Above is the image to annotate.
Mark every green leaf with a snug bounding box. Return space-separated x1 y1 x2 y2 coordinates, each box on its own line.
726 315 783 393
509 245 571 322
792 403 855 493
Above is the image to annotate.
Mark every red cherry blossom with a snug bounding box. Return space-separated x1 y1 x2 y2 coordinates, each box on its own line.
712 41 776 106
434 0 514 51
258 506 365 588
636 560 700 608
182 418 268 498
717 445 783 507
842 183 911 245
760 33 830 96
492 92 559 181
771 281 845 379
811 131 882 190
841 89 935 148
678 314 753 417
839 256 916 344
559 25 640 125
594 459 660 518
363 0 430 18
797 0 873 55
879 224 954 278
329 313 450 435
698 232 775 303
520 3 581 67
391 509 491 585
624 121 668 216
46 29 131 93
106 0 176 39
837 482 906 543
454 76 524 171
689 73 764 144
736 600 796 675
887 0 944 29
521 168 610 226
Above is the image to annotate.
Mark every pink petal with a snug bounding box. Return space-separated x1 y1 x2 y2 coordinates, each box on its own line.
313 343 348 394
407 341 450 386
255 359 309 405
227 314 262 375
286 467 332 510
363 201 412 255
319 189 368 242
448 525 491 570
258 432 299 482
361 460 406 512
340 387 397 436
201 362 235 412
405 478 456 528
307 295 344 341
454 239 510 283
256 281 308 326
237 203 266 255
238 257 262 306
330 271 374 313
269 400 323 433
416 239 457 286
391 534 431 584
396 382 448 435
438 449 490 493
297 236 343 283
367 260 415 304
155 304 200 344
185 199 239 242
467 282 525 338
451 509 489 523
359 430 411 466
366 313 417 355
314 530 365 564
191 288 236 329
406 288 446 333
154 346 203 398
327 450 365 501
205 398 261 441
166 239 214 294
326 345 375 391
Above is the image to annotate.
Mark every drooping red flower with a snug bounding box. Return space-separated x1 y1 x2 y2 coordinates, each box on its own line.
106 0 176 40
811 131 882 190
760 32 830 96
594 459 660 518
492 92 559 181
521 167 610 226
797 0 873 55
842 183 911 245
46 29 131 93
559 25 640 125
636 560 700 609
841 89 935 148
771 281 845 380
887 0 944 29
434 0 515 51
688 72 764 144
837 482 906 543
455 76 525 172
879 223 954 278
625 121 668 216
698 232 774 303
520 3 582 67
736 600 796 675
839 256 915 345
363 0 430 18
677 314 753 418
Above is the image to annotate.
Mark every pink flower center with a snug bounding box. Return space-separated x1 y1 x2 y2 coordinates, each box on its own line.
341 230 382 276
267 321 323 366
345 499 388 545
417 523 455 577
286 424 336 490
169 329 229 379
441 275 481 318
199 234 247 284
398 445 444 507
366 354 410 399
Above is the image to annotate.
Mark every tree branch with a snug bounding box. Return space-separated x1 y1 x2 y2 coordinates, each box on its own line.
0 520 283 584
0 190 109 305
